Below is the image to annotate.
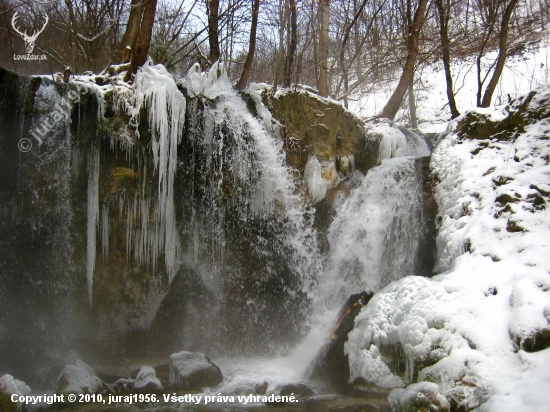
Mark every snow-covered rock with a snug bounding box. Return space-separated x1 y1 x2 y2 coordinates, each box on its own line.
0 374 31 396
345 86 550 411
169 351 223 390
134 365 163 392
389 382 450 412
56 360 103 395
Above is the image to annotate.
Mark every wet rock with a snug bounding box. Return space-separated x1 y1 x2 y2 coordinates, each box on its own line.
388 382 450 412
56 360 103 395
329 404 380 412
254 381 268 395
307 292 373 392
168 351 223 390
280 383 314 397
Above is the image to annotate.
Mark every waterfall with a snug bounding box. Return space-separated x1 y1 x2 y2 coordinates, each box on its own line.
86 142 100 305
319 156 429 306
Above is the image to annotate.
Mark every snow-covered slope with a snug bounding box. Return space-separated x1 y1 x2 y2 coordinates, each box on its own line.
345 86 550 411
349 40 550 130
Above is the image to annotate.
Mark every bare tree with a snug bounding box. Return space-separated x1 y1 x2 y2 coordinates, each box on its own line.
235 0 260 89
380 0 428 120
435 0 460 118
125 0 157 79
318 0 330 96
207 0 220 64
480 0 519 107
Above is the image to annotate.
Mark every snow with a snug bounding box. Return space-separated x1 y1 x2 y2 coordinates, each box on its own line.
348 40 550 126
345 86 550 411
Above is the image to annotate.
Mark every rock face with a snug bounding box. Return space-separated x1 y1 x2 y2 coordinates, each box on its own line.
56 360 103 395
307 292 373 392
168 351 223 390
259 89 380 181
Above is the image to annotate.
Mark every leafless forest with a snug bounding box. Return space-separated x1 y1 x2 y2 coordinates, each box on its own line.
1 0 549 117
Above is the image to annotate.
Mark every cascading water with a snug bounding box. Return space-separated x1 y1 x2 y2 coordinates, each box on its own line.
0 64 435 402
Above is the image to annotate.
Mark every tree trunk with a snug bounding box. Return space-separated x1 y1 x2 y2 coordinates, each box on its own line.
124 0 157 81
318 0 330 96
207 0 220 65
480 0 519 107
340 0 369 108
235 0 260 90
435 0 459 118
408 78 418 128
283 0 297 87
380 0 428 120
273 0 289 93
114 0 145 64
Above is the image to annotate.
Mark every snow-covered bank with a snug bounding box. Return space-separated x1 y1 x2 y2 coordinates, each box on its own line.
345 86 550 410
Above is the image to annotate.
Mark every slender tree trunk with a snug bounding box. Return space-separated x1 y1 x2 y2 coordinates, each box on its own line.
435 0 459 118
273 0 289 93
124 0 157 80
283 0 297 87
380 0 428 120
235 0 260 90
408 78 418 128
114 0 145 64
318 0 330 96
481 0 519 107
207 0 220 64
340 0 369 108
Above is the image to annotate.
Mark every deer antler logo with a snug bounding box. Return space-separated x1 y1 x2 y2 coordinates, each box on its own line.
11 11 49 54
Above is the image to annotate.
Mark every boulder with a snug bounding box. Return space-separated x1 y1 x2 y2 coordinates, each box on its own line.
280 383 314 397
307 292 373 392
134 366 163 392
56 360 103 395
168 351 223 390
388 382 450 412
259 88 379 179
0 374 31 412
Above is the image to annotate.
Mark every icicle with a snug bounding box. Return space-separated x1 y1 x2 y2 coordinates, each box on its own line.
303 155 327 203
130 62 187 283
86 143 100 305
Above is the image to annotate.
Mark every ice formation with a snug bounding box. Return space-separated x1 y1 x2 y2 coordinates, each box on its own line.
303 155 327 203
345 88 550 410
374 124 430 160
